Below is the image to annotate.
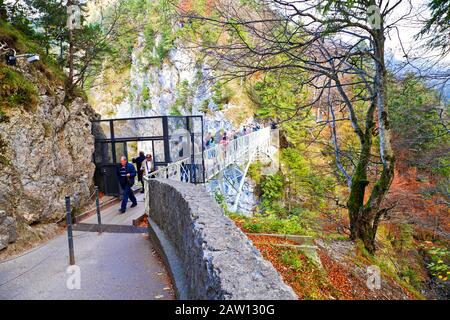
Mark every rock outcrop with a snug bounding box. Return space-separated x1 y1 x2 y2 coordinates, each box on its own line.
0 210 17 251
0 61 96 250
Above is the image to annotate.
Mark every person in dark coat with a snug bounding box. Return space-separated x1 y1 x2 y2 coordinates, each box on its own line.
117 156 137 213
132 151 146 193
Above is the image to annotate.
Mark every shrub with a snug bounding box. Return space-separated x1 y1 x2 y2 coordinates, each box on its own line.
242 214 314 236
248 161 264 185
260 173 284 212
199 99 210 114
169 106 182 116
423 246 449 280
212 82 233 108
214 191 227 209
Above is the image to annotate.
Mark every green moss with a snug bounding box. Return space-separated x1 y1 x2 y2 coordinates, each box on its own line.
281 250 303 270
0 20 37 54
354 239 426 299
0 110 9 123
169 106 182 116
199 99 210 114
141 86 150 101
42 122 53 138
0 21 65 84
0 64 39 112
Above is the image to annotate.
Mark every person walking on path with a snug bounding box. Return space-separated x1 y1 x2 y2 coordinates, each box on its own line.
132 151 146 193
117 156 137 214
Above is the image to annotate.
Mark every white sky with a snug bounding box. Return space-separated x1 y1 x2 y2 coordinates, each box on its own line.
383 0 447 62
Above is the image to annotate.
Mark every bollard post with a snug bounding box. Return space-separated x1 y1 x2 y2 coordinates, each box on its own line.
65 196 75 265
95 186 102 234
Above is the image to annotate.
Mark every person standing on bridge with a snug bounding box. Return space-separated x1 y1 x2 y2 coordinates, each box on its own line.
117 156 138 214
132 151 146 193
141 154 154 177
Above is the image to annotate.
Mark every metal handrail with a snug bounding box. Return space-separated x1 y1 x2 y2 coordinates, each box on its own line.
146 127 272 183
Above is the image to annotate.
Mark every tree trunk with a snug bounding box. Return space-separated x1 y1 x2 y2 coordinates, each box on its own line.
66 0 75 98
347 21 396 254
347 138 371 241
67 28 74 95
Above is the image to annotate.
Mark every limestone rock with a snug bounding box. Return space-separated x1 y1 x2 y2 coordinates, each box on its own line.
0 210 17 251
0 62 96 249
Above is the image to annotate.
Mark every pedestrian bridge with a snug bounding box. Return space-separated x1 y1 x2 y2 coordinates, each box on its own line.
148 127 279 213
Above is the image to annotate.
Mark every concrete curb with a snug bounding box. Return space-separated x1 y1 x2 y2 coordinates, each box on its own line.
147 216 188 300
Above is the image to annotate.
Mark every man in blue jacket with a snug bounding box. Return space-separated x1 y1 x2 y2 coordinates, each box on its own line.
117 156 137 213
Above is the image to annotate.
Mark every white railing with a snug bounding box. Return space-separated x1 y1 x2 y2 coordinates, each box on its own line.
147 127 272 183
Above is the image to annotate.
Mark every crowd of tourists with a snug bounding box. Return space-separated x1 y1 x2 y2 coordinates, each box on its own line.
204 123 262 150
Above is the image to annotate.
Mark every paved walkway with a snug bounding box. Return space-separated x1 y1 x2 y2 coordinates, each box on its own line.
0 193 175 300
83 192 146 226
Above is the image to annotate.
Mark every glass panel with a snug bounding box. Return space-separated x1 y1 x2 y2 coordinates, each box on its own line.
114 142 126 163
189 116 203 134
137 141 153 158
112 118 164 139
193 135 204 155
126 141 139 159
168 117 187 135
169 131 191 162
135 118 164 137
92 121 111 139
94 142 112 164
112 120 139 139
153 140 165 163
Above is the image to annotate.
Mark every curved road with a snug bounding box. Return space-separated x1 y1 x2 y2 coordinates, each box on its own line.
0 194 174 300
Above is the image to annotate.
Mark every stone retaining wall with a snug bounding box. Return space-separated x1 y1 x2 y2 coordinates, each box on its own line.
146 179 297 300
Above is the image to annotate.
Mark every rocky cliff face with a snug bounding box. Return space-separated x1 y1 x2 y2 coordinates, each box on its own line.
0 61 96 251
89 34 239 134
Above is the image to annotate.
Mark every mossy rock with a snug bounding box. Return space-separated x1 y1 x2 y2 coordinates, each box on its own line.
0 64 39 112
0 20 65 88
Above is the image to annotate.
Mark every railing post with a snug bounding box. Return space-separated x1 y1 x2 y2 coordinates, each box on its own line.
65 196 75 265
95 186 102 234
